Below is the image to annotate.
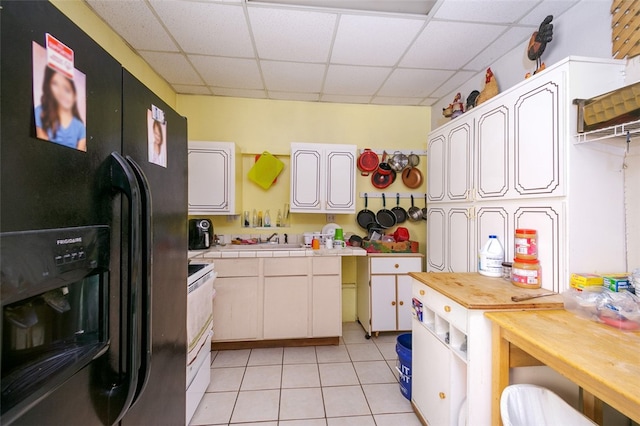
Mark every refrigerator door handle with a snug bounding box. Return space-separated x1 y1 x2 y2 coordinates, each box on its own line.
125 155 153 404
104 151 143 424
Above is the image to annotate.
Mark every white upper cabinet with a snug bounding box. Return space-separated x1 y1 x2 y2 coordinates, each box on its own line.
426 57 628 292
188 141 241 215
290 142 356 213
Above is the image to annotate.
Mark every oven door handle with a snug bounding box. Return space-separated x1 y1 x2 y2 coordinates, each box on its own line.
125 155 152 405
102 151 143 424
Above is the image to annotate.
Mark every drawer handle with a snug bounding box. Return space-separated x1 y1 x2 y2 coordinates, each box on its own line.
439 392 446 400
391 301 396 306
399 301 404 306
394 264 399 269
444 306 451 313
419 290 425 296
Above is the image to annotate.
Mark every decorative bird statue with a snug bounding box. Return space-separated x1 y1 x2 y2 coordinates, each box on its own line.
475 68 498 106
527 15 553 76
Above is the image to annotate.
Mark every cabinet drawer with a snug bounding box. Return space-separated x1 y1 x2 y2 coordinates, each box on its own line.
371 257 422 274
424 286 467 333
264 257 308 276
215 259 259 277
312 257 340 275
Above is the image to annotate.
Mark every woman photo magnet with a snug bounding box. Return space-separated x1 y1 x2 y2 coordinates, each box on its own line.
32 34 87 152
147 105 167 168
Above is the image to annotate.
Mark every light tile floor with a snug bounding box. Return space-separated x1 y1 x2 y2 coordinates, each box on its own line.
190 322 422 426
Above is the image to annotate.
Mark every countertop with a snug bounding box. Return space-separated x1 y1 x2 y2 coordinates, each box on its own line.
189 246 367 259
409 272 564 310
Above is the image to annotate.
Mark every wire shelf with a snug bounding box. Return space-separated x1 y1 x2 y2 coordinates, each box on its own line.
575 119 640 144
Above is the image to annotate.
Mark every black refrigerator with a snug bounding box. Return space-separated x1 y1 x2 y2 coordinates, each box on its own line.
1 2 188 425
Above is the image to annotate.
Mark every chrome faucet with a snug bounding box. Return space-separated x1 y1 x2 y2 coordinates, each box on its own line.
265 232 278 243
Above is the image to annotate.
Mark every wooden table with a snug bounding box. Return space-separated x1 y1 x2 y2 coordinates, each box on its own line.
486 309 640 426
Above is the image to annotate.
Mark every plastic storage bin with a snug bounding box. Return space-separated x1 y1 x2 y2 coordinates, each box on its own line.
395 333 412 400
500 384 597 426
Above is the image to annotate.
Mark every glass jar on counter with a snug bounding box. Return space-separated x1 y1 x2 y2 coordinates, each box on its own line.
501 261 512 281
511 258 541 289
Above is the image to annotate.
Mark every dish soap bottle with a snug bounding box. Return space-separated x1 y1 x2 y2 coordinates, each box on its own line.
478 235 504 277
264 210 271 227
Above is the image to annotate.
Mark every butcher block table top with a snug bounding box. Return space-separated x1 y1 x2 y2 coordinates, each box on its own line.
409 272 564 310
487 309 640 425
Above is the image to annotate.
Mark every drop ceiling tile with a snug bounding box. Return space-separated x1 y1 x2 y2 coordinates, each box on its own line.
428 70 477 98
323 65 392 96
171 84 212 95
320 94 373 104
378 68 454 98
248 6 337 62
464 26 535 71
261 61 326 92
138 51 203 85
87 1 178 51
400 21 507 69
519 1 579 25
433 0 537 24
331 15 425 66
151 1 254 57
189 56 263 90
371 96 424 106
420 98 440 106
211 87 268 99
268 91 320 102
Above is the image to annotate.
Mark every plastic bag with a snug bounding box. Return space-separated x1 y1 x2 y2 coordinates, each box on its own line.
562 287 640 331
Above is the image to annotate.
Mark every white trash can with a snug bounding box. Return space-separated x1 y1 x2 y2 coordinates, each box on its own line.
500 384 597 426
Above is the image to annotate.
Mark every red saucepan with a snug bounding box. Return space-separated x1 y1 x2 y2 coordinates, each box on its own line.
357 149 379 176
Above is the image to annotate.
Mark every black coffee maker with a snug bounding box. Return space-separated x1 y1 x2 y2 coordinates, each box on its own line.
188 218 213 250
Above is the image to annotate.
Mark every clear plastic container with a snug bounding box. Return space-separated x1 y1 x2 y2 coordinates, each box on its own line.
478 235 505 278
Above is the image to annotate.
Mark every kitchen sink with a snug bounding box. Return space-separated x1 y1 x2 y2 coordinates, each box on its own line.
219 243 306 251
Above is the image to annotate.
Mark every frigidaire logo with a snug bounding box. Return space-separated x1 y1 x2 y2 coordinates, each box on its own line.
57 237 82 245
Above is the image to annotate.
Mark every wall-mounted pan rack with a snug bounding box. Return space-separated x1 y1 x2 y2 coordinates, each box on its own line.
358 149 427 156
359 192 426 199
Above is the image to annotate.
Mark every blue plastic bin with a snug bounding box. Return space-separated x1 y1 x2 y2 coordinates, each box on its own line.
396 333 412 400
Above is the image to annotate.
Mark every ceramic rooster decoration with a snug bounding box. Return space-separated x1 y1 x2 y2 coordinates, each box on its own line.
526 15 553 77
475 68 498 106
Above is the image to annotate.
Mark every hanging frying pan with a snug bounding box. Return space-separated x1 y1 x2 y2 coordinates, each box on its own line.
357 193 376 229
391 193 407 224
371 169 393 189
408 195 422 221
376 193 397 229
357 148 379 176
402 166 423 189
422 193 428 221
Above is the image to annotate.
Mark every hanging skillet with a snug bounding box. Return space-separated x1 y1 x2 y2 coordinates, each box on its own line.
357 148 379 176
376 193 397 229
391 193 407 224
408 194 422 221
357 193 376 229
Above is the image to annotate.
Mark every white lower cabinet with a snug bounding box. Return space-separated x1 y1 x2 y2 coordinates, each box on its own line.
312 257 342 337
357 255 423 338
264 276 309 339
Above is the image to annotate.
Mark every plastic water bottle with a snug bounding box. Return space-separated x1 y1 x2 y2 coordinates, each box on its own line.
478 235 505 277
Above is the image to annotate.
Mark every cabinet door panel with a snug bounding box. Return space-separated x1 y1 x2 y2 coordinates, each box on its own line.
188 148 230 212
447 207 474 272
447 123 473 201
291 148 322 210
325 149 355 211
413 323 451 426
264 276 309 339
476 106 509 199
427 208 446 272
513 76 563 197
212 277 258 341
397 275 413 331
312 275 341 337
427 134 446 202
475 206 509 260
371 275 397 332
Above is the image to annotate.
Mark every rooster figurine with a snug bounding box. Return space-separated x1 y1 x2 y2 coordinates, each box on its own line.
526 15 553 77
475 68 498 106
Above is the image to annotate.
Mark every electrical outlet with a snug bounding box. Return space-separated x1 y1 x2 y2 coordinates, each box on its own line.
326 214 336 223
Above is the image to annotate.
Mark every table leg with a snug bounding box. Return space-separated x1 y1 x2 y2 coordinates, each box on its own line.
581 387 604 425
491 322 510 426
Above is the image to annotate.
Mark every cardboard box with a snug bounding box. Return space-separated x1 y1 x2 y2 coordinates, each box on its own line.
570 273 603 290
603 274 630 292
362 240 419 254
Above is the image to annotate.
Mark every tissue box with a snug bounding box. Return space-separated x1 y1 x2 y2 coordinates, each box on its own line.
362 240 419 254
603 274 630 292
570 273 603 290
